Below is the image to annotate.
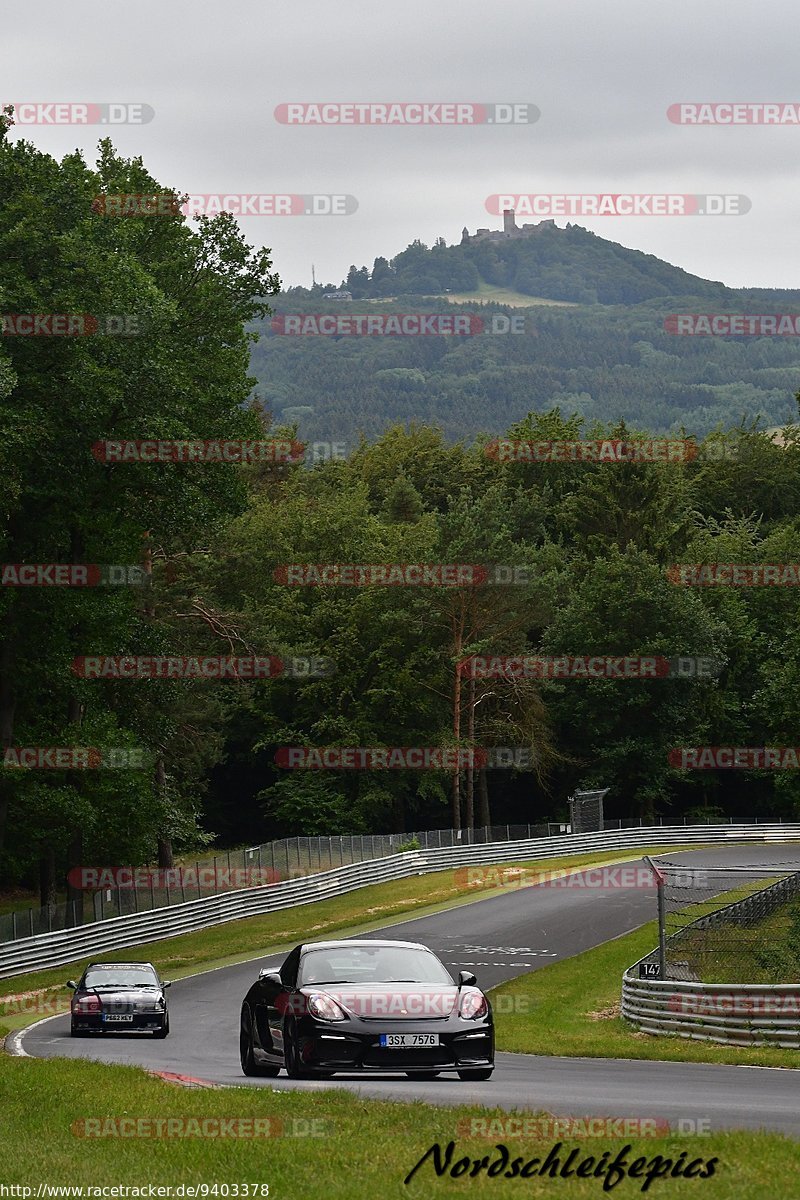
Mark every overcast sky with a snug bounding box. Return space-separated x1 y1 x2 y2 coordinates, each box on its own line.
4 0 799 290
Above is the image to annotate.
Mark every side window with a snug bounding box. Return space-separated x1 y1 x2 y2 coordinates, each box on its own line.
279 946 301 987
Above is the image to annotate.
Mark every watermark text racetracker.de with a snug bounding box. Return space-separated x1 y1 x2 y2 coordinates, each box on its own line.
485 439 733 463
457 655 721 680
273 563 531 586
668 563 800 586
2 747 151 770
669 992 800 1017
486 194 749 217
91 439 346 464
2 314 141 337
91 440 305 464
455 1117 713 1139
66 865 284 891
669 746 800 769
72 1117 325 1139
668 102 800 124
453 864 707 892
92 194 357 217
1 564 148 587
4 102 154 124
270 313 532 336
665 313 800 336
71 656 336 680
275 746 534 770
274 102 539 125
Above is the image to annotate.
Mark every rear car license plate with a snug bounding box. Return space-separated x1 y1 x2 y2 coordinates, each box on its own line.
379 1033 439 1047
104 1013 133 1023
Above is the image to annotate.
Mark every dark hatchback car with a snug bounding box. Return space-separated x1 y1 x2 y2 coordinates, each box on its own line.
239 938 494 1080
68 961 171 1037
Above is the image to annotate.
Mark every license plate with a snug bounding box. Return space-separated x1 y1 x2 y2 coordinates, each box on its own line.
379 1033 439 1047
104 1013 133 1023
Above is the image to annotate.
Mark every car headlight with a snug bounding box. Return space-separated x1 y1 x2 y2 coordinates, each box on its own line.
306 992 347 1022
73 996 101 1014
459 989 488 1020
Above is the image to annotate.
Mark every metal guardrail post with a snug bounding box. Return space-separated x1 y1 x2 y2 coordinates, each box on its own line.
657 876 667 979
643 855 667 979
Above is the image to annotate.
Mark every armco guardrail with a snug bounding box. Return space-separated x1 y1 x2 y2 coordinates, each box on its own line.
0 818 656 943
621 975 800 1049
1 823 799 981
623 863 800 1048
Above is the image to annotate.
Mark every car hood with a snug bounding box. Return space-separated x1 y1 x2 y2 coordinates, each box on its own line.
304 983 460 1020
80 987 164 1008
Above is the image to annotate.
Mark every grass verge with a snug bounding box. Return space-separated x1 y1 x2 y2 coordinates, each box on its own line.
0 1051 796 1198
489 922 800 1068
441 284 579 307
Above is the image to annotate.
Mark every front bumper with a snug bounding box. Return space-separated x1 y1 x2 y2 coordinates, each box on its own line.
72 1013 167 1033
295 1016 494 1072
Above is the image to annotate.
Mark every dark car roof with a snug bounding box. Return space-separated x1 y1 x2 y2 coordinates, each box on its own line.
299 939 430 953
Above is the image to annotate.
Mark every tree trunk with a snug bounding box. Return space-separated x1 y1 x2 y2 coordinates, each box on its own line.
465 676 475 832
65 537 87 923
451 662 462 830
39 844 56 909
0 633 17 862
391 789 405 833
155 754 174 868
66 828 84 925
478 767 491 830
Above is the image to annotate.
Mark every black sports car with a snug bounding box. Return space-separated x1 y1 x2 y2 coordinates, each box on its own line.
68 961 171 1037
239 938 494 1079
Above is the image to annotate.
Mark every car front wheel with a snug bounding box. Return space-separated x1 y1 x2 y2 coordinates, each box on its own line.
152 1014 170 1039
240 1005 279 1077
283 1019 312 1080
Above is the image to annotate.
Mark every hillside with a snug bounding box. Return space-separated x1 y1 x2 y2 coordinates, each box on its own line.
249 223 800 445
338 222 800 307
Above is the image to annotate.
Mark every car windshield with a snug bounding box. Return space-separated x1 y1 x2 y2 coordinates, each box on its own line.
298 945 453 986
83 967 159 989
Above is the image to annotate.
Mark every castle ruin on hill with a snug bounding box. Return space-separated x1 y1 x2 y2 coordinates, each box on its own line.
461 209 556 245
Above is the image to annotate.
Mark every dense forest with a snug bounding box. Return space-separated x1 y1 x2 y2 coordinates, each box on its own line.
250 224 800 444
4 119 800 906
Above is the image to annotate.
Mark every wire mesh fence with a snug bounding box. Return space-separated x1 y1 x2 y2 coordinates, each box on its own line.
0 812 759 945
644 857 800 983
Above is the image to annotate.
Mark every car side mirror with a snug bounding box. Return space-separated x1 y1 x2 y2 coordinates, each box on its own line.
66 980 77 990
163 980 172 988
458 970 477 988
258 969 283 986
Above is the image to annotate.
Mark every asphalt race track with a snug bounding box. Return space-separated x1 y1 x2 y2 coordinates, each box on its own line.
16 844 800 1136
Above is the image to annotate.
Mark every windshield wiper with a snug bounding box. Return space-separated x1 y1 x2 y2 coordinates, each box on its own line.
91 983 155 990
